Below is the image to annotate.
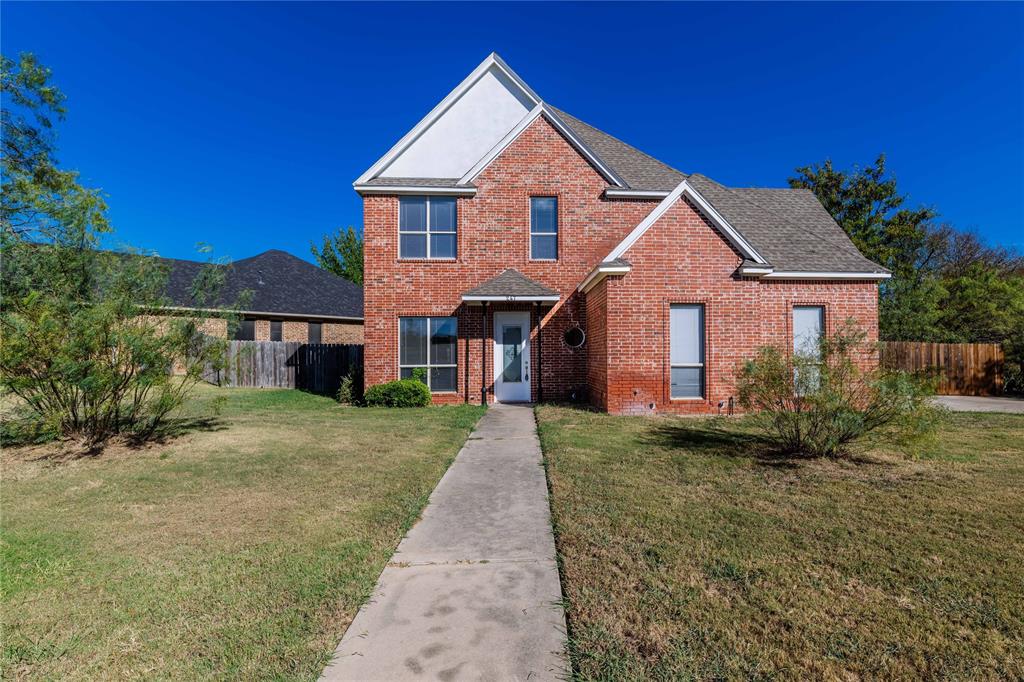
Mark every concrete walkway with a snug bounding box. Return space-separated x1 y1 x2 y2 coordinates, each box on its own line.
934 395 1024 414
320 404 567 682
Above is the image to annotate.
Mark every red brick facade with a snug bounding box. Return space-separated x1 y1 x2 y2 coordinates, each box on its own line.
363 116 879 413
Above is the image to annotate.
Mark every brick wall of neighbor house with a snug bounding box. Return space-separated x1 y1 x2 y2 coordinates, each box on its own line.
281 320 309 343
255 320 271 341
592 197 879 415
363 115 658 404
323 321 364 344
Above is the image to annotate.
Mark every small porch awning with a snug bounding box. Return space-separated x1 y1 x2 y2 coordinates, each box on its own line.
461 268 561 304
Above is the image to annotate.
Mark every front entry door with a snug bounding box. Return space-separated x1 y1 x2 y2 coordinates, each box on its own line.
493 312 531 402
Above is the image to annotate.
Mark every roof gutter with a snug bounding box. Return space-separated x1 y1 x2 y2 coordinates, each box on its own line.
353 184 477 196
757 270 892 281
155 305 364 322
603 188 671 199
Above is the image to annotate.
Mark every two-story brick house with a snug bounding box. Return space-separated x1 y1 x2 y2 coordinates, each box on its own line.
356 54 889 414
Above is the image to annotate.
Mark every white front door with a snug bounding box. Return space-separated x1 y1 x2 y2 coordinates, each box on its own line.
493 312 531 402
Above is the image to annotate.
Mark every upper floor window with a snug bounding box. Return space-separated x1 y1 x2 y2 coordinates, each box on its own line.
399 196 456 259
530 197 558 260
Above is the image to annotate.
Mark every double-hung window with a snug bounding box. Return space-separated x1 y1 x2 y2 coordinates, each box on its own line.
399 196 457 259
530 197 558 260
670 304 705 398
399 317 457 392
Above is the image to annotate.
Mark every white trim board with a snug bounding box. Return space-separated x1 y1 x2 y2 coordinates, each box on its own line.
354 184 477 196
354 53 540 185
760 271 891 280
604 179 769 265
462 294 560 304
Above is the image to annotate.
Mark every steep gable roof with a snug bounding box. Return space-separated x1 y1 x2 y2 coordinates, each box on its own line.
163 249 363 319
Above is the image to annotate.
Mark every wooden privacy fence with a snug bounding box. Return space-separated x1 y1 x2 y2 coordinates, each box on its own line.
204 341 363 395
880 341 1004 396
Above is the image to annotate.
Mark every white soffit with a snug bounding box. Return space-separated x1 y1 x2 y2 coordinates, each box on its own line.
356 54 540 183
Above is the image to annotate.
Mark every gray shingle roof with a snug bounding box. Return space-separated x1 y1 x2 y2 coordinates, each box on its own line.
549 107 686 191
361 177 470 188
463 269 559 298
162 249 364 319
685 174 888 274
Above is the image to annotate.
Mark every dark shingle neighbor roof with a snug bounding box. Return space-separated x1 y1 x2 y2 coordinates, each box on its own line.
163 249 363 319
685 174 888 274
549 107 687 192
463 269 560 298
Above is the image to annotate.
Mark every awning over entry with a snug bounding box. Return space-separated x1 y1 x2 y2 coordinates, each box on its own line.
461 268 560 304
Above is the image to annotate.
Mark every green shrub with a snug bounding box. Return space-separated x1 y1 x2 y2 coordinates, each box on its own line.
336 366 364 405
736 322 940 459
363 376 431 407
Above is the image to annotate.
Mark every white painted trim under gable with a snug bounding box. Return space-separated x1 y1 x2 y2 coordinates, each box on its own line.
577 261 632 293
353 184 477 196
603 180 769 266
354 53 541 185
462 294 561 304
458 103 627 188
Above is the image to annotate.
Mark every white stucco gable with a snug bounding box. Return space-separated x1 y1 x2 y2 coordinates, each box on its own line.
356 54 541 183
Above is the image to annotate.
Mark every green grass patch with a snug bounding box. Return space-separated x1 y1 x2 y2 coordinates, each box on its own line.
537 405 1024 680
2 385 484 680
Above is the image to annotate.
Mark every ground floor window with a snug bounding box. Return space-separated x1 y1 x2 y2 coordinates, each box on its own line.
670 304 704 398
308 321 322 344
270 320 282 342
399 316 457 392
234 318 255 341
793 305 825 392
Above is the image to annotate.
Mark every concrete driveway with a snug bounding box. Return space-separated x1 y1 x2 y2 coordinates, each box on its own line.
933 396 1024 414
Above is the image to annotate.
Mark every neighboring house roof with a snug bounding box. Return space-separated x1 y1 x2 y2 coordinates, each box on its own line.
356 52 888 280
162 249 364 320
462 269 561 302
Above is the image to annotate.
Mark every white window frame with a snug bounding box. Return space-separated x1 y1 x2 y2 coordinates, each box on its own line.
670 304 705 400
529 196 558 261
398 316 458 393
399 196 457 260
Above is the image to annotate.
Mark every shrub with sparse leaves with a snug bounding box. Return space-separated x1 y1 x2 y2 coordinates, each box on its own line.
736 322 940 459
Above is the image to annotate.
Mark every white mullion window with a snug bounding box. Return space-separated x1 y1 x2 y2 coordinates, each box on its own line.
670 304 705 398
530 196 558 260
399 316 458 392
793 305 825 393
399 196 456 259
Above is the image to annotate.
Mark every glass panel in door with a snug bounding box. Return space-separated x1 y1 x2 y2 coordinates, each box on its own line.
502 325 522 383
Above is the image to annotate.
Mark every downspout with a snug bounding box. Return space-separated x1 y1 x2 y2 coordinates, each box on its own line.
480 302 488 406
535 302 543 403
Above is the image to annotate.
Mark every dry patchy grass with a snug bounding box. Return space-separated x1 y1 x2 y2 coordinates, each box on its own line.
1 385 484 680
537 406 1024 680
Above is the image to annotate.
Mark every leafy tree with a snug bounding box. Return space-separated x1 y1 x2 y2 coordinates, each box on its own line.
1 53 235 447
311 226 363 284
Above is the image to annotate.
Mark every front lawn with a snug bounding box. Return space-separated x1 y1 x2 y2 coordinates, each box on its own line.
2 386 484 680
537 406 1024 680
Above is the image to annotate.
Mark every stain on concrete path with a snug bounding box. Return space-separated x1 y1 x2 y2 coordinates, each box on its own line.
320 404 567 681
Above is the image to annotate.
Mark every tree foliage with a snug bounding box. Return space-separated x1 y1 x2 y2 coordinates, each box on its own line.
790 155 1024 392
736 323 940 459
311 226 363 284
1 53 237 447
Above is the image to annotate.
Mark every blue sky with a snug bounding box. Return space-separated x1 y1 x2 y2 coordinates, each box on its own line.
4 2 1022 263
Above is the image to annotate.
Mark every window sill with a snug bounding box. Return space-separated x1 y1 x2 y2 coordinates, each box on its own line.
670 397 707 402
396 258 458 263
529 258 558 263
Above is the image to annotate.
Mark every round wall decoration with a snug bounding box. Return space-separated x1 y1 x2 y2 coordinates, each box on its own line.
563 326 586 349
